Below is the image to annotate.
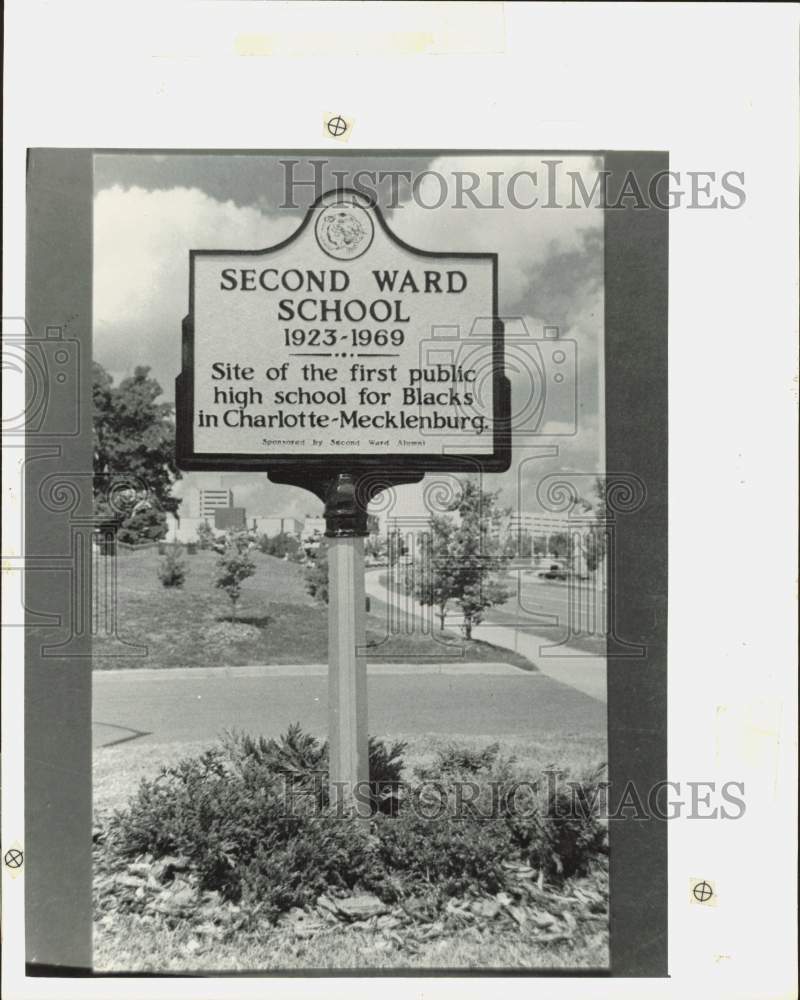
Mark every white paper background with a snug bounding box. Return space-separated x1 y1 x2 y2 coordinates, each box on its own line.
3 2 798 998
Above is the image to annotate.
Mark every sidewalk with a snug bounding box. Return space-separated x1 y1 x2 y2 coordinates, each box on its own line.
364 570 607 704
93 661 532 681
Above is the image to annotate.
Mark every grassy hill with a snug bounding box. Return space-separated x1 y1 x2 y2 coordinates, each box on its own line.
94 548 535 671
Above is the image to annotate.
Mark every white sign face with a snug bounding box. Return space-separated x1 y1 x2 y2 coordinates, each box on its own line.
181 192 502 467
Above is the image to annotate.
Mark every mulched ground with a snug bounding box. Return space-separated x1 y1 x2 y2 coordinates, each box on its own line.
94 842 608 970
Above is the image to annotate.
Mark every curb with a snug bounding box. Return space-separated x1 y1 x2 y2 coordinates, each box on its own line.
92 661 540 681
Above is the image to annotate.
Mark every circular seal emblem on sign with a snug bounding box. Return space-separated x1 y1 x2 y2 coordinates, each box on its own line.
315 202 374 261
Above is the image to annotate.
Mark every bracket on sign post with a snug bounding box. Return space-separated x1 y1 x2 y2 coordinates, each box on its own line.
176 188 509 814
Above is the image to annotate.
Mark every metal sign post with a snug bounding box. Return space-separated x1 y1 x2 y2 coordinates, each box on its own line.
324 475 369 814
176 189 509 812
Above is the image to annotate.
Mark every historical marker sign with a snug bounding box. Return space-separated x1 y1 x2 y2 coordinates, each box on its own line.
175 188 509 814
176 189 509 475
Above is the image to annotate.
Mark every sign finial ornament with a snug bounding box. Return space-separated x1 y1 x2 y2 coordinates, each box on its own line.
315 201 374 261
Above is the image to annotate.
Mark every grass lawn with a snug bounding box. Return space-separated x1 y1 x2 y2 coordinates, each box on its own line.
94 548 535 671
93 732 608 972
93 909 608 972
94 731 607 813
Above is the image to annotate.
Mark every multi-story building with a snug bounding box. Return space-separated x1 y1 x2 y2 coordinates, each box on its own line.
166 485 238 543
198 488 234 519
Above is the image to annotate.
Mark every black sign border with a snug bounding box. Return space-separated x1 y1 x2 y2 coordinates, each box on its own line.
175 188 511 475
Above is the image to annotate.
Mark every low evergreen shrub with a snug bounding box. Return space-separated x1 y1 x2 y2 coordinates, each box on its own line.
219 724 406 814
416 741 509 777
103 728 607 922
373 808 512 899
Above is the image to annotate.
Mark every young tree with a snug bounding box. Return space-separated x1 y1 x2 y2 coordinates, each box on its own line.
93 363 181 542
364 532 387 563
414 514 456 631
259 531 301 560
457 578 511 640
301 529 323 561
195 521 215 550
548 532 571 563
214 532 256 620
158 545 187 588
364 516 386 563
304 539 329 604
583 528 606 574
533 535 548 557
583 477 608 574
386 529 406 566
446 479 511 640
502 528 532 561
593 476 608 515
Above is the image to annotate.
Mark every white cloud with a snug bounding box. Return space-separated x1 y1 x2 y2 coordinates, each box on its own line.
387 155 603 311
94 161 604 521
94 186 312 518
94 185 299 391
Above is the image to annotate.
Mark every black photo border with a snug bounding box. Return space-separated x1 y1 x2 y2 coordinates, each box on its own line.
23 148 667 979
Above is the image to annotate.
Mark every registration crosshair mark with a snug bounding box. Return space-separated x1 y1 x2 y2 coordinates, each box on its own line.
692 880 713 903
326 115 348 137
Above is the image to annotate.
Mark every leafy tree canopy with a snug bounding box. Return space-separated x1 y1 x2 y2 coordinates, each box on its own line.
93 362 181 515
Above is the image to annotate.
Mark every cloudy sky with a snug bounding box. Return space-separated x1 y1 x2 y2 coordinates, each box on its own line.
93 153 604 521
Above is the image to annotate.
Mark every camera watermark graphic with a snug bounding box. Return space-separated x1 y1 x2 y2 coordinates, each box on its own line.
9 472 149 657
416 317 578 441
2 317 81 438
279 159 747 212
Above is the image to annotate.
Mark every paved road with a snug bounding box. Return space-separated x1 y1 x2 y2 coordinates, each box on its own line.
489 575 606 656
369 570 606 658
364 572 607 703
93 665 605 749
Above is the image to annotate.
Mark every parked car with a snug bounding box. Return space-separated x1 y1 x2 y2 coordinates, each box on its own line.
538 562 569 581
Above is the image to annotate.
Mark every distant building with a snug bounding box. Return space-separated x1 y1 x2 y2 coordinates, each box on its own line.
251 516 303 537
215 507 246 531
181 486 234 519
199 488 234 519
509 512 582 551
509 511 606 577
166 484 241 543
165 513 205 544
303 515 326 538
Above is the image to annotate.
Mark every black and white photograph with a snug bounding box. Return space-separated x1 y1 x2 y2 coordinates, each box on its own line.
90 152 612 972
3 2 797 998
